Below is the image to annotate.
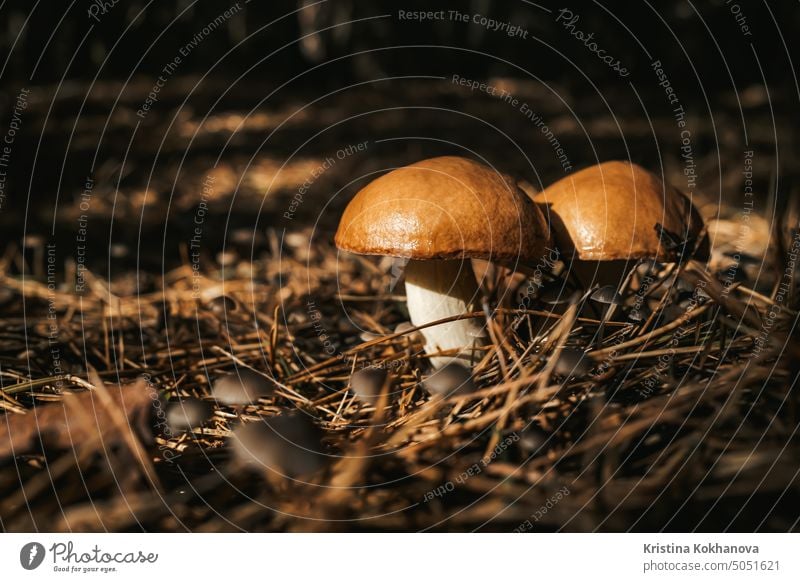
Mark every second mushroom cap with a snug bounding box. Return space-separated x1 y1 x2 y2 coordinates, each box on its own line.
534 161 708 262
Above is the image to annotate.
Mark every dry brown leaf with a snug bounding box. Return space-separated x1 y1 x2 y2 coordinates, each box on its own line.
0 379 155 459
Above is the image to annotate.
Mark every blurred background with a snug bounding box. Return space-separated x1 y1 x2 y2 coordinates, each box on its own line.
0 0 797 273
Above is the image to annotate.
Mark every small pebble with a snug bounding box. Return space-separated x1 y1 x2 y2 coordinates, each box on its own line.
350 366 388 404
359 331 382 342
212 369 273 405
394 321 424 343
393 321 415 335
110 243 129 259
166 398 214 431
553 347 592 378
0 287 13 305
231 414 325 477
284 232 309 249
422 362 475 397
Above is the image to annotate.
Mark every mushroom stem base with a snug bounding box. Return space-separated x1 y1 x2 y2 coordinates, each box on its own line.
404 259 486 369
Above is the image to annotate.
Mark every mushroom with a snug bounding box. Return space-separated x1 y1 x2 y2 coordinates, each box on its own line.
231 414 325 478
349 366 388 405
534 161 708 290
212 369 274 406
335 156 549 368
552 347 592 378
422 361 475 397
166 398 214 432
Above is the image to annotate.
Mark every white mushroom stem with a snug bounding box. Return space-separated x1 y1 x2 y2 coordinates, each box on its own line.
404 259 487 369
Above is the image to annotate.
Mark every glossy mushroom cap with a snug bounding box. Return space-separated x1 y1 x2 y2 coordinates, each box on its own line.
534 161 708 261
335 156 550 263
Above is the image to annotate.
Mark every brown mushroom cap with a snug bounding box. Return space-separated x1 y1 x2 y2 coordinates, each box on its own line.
534 161 708 261
335 156 550 263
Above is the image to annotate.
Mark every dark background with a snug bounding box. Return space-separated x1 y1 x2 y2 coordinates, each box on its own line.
0 0 797 271
2 1 796 88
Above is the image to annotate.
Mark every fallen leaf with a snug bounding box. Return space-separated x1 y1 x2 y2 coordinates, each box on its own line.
0 378 155 459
